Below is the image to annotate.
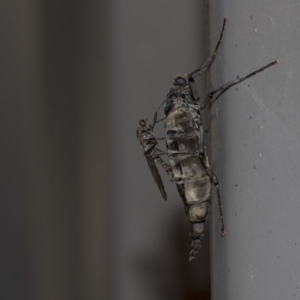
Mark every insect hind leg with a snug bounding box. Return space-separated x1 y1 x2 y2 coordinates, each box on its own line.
201 155 226 237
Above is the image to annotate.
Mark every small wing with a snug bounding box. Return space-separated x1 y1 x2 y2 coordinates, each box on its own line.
146 156 167 200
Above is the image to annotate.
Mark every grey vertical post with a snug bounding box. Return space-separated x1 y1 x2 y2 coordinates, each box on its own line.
209 2 300 300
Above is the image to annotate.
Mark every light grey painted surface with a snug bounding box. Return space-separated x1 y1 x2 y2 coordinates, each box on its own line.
208 2 300 300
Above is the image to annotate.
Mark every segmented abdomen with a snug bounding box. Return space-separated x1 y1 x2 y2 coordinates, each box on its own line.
165 106 211 224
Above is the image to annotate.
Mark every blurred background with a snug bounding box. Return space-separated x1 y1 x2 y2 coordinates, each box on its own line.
0 1 210 300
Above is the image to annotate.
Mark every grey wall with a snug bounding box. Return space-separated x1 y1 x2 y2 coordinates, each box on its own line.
208 2 300 300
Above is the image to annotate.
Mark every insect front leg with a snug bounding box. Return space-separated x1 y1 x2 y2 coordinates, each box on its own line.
201 60 279 109
189 16 228 79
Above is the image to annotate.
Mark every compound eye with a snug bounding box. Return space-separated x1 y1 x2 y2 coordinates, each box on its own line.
174 76 186 86
139 119 146 127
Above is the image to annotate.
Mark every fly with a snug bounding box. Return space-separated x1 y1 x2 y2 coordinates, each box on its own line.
137 17 278 261
136 119 174 200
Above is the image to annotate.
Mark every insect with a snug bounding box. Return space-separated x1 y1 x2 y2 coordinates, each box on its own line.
137 17 278 261
136 119 174 201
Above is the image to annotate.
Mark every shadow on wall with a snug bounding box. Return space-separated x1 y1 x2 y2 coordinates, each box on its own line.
132 208 211 300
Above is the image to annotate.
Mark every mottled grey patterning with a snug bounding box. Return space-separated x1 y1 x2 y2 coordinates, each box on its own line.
164 81 215 260
137 17 278 261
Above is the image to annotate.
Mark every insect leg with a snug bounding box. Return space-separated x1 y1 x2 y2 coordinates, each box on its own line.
155 147 166 152
145 152 169 156
150 100 167 130
201 60 279 109
152 154 175 182
146 152 198 156
155 137 167 141
201 155 226 237
189 17 228 79
155 117 166 124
